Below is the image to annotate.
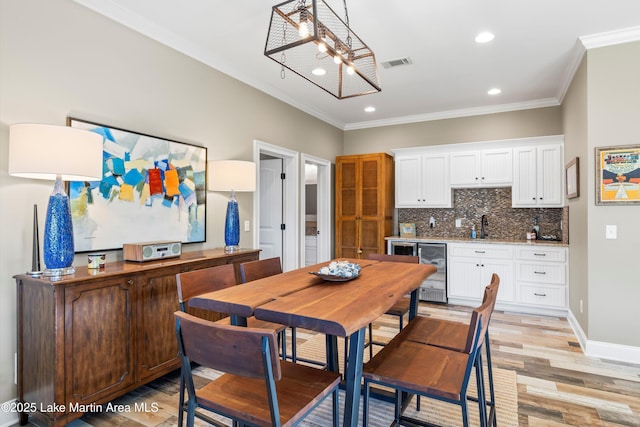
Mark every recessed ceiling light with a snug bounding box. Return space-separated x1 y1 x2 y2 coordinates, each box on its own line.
312 68 326 76
475 32 495 43
488 88 502 95
364 106 376 113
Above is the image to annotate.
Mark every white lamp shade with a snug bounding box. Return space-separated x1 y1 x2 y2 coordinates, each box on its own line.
9 123 103 181
208 160 256 192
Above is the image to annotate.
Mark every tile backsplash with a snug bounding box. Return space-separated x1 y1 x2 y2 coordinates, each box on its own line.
398 187 568 242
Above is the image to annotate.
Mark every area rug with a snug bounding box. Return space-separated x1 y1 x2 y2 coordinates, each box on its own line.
294 333 519 427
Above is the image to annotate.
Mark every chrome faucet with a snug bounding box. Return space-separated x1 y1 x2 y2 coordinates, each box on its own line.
480 214 488 239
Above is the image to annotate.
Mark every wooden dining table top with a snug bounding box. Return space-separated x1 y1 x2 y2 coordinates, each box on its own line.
189 258 437 337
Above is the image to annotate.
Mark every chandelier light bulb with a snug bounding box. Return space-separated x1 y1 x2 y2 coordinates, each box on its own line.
298 7 309 38
318 41 327 53
299 22 309 38
334 54 342 64
346 65 355 75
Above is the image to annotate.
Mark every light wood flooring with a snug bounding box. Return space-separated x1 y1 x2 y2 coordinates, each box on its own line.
15 302 640 426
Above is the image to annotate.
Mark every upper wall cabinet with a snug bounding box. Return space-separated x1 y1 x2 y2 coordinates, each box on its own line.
395 153 451 208
512 144 564 207
450 148 512 187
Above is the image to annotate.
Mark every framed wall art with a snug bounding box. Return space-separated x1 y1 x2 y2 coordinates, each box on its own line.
67 117 207 252
595 144 640 205
565 157 579 199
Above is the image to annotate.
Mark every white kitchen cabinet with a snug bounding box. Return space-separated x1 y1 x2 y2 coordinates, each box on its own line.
450 148 512 187
447 243 514 303
515 246 567 309
512 144 564 207
395 153 451 208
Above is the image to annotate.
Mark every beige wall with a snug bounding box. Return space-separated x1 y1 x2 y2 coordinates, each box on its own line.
0 0 342 403
343 106 563 154
586 41 640 345
562 57 590 331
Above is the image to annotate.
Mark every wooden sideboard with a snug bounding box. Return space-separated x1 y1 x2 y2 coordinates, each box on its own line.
15 248 259 426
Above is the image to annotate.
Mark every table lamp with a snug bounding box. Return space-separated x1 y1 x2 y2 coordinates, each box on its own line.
208 160 256 253
9 123 103 276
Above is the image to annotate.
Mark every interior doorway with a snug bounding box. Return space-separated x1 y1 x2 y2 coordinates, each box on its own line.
253 140 299 272
301 154 332 266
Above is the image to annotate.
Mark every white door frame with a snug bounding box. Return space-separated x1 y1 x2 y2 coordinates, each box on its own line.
253 140 299 272
300 154 332 266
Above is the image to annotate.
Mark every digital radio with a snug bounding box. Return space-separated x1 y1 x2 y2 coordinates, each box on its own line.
123 240 182 262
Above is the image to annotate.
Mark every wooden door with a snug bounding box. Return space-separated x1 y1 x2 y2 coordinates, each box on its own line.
336 153 393 258
136 267 182 382
64 276 136 406
336 156 359 258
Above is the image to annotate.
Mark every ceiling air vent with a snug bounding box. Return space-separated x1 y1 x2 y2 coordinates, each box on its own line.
381 57 413 69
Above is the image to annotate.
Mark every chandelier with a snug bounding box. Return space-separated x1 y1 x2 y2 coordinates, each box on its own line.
264 0 381 99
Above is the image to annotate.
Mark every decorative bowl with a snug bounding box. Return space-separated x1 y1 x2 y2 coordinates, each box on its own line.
310 260 361 282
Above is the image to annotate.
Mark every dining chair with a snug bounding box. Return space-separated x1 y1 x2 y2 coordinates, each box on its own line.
361 279 498 427
175 263 287 427
175 311 341 427
366 253 419 353
240 256 315 365
403 273 500 426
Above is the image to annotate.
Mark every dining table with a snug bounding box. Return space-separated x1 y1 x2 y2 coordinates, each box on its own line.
189 258 436 427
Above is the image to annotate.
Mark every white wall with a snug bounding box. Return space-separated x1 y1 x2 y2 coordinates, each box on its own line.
0 0 343 403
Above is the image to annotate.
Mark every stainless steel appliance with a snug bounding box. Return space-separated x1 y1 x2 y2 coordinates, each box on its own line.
389 240 417 256
418 243 447 303
388 240 447 303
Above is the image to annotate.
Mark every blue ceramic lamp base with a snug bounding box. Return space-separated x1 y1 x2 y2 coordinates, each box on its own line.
43 176 76 277
223 191 241 253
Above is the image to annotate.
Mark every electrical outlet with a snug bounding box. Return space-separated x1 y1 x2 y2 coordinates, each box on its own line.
244 220 250 232
580 299 583 314
455 218 462 228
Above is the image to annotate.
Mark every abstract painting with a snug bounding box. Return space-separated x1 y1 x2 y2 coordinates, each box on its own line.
67 118 207 252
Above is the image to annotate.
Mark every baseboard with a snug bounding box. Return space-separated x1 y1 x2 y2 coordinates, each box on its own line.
568 309 640 364
0 399 19 427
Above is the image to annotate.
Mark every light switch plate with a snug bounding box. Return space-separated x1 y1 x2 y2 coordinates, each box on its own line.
605 225 617 239
455 218 462 228
244 220 251 232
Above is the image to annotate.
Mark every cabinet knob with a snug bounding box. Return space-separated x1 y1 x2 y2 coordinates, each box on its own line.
532 197 536 200
127 280 134 285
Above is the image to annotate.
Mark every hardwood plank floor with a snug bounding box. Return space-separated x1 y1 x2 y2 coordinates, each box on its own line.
14 302 640 426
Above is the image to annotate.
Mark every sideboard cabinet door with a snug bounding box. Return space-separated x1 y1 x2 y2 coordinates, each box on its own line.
136 266 182 381
64 276 136 406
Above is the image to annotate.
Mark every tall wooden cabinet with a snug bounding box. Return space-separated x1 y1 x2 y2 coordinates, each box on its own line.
15 248 259 427
335 153 394 258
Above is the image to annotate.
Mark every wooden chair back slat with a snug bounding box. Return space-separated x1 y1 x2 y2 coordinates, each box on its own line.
463 273 499 353
240 257 283 283
176 263 237 303
367 253 420 264
175 311 282 381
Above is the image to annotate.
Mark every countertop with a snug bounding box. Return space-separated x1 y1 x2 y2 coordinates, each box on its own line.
385 236 568 247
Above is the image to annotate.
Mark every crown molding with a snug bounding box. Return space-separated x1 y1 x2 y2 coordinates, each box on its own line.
580 25 640 49
343 99 560 131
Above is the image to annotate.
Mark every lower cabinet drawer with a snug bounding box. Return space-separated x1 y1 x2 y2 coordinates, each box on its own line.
516 262 565 284
517 284 566 307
